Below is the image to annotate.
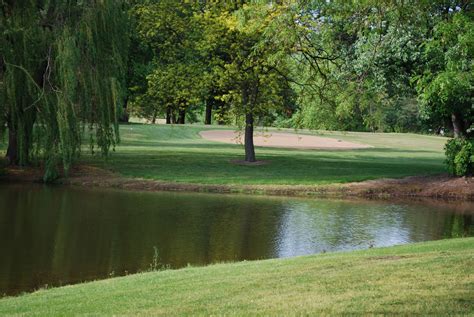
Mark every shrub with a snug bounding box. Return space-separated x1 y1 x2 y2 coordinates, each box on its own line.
444 138 473 176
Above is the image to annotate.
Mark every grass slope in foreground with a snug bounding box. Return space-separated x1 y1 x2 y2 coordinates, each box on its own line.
1 238 472 316
84 124 447 185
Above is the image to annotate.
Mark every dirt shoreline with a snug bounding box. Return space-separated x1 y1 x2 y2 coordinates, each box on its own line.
1 165 473 201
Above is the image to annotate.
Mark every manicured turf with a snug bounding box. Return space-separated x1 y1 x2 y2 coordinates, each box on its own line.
0 238 472 315
82 123 448 185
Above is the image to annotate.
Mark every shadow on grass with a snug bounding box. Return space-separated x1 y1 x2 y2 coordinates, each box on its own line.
116 140 441 156
118 141 241 150
85 148 445 185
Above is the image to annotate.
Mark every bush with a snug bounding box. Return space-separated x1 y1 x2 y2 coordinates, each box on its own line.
444 138 473 176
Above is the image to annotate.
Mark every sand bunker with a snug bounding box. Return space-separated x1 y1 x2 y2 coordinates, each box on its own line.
200 130 372 150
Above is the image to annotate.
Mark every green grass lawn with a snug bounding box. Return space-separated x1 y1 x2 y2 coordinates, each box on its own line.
82 124 448 185
1 238 472 316
0 124 448 184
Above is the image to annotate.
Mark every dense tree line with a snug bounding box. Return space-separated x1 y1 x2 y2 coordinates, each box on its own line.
1 0 473 177
127 1 472 157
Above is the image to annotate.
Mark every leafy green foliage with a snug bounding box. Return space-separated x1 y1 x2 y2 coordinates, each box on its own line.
3 0 472 177
130 1 298 160
130 1 207 124
291 1 472 135
0 0 129 181
291 0 427 132
416 12 474 137
444 138 473 176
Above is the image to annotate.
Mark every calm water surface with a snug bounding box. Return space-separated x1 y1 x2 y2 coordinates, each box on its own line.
0 183 473 296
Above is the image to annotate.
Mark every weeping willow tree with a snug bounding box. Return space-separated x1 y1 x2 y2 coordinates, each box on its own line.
0 0 129 181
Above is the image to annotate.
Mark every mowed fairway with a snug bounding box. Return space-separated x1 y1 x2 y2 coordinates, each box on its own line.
83 124 447 185
0 238 472 316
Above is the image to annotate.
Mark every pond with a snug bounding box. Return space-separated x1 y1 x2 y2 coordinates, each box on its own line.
0 183 473 296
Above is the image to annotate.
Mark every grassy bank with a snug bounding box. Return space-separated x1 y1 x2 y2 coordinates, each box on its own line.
0 124 448 185
82 124 447 185
1 238 472 315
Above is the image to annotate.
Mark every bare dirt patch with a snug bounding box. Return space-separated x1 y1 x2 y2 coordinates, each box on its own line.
344 174 474 200
2 165 473 201
200 130 372 150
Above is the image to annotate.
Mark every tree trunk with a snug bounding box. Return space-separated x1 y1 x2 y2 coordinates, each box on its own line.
119 111 129 123
166 107 171 124
205 102 212 125
465 119 472 137
242 83 256 162
178 108 186 124
6 128 18 165
244 112 256 162
151 110 157 124
119 96 129 123
451 112 466 138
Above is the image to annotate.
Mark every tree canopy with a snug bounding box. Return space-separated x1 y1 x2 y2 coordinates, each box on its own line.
1 0 129 181
2 0 473 174
416 12 473 138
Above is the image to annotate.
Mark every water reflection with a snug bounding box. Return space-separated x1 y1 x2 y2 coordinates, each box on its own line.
0 184 472 296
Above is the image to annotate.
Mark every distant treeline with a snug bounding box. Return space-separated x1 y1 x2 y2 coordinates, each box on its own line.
125 1 472 137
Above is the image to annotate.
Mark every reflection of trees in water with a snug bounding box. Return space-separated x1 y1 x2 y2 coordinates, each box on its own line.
0 185 65 296
442 214 473 238
396 203 474 242
0 187 283 296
